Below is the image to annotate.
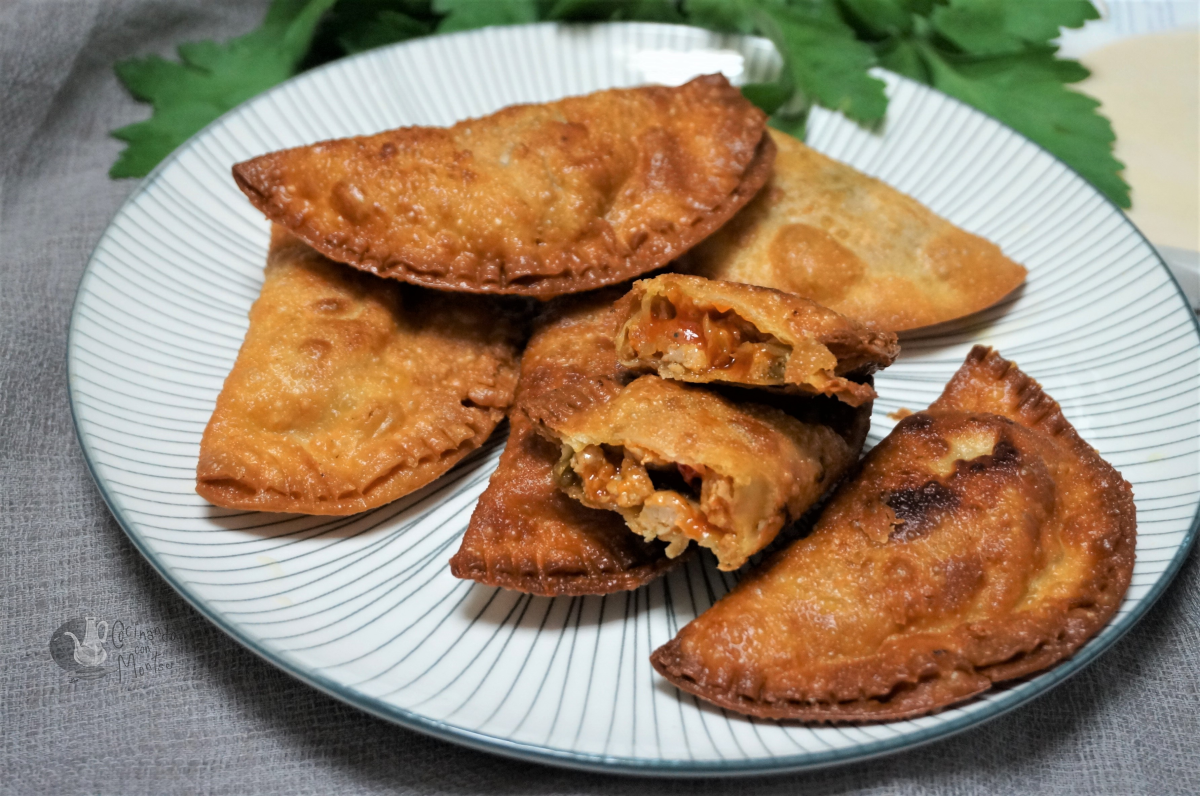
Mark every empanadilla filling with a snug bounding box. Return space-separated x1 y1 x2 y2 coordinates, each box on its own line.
530 375 857 571
621 292 792 384
553 441 733 560
614 274 897 407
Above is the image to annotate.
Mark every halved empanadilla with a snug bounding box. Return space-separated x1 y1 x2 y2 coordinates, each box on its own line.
613 274 897 406
528 374 858 571
651 347 1136 721
449 293 682 595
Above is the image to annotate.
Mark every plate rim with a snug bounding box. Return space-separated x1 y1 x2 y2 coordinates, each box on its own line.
67 20 1200 777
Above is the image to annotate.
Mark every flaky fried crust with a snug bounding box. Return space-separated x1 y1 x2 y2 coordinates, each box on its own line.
449 293 681 595
613 274 897 405
651 346 1135 721
196 227 521 515
450 414 681 595
528 375 856 571
233 75 774 298
683 129 1027 331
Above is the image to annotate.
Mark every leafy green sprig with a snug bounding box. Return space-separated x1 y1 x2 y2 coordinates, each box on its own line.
110 0 1127 207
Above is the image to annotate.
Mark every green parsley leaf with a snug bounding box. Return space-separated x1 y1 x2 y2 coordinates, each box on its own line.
755 4 888 127
876 36 929 82
740 79 794 115
683 0 786 33
684 0 755 32
931 0 1099 56
543 0 683 22
110 0 338 178
337 10 430 53
312 0 434 55
918 42 1129 206
837 0 913 38
433 0 538 32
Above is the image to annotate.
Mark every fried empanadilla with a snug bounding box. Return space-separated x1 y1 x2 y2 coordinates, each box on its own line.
651 347 1135 722
682 129 1027 331
196 227 521 515
449 294 681 595
529 375 857 571
233 75 774 299
614 274 897 406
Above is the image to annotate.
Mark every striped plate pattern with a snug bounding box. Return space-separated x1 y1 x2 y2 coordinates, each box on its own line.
68 23 1200 775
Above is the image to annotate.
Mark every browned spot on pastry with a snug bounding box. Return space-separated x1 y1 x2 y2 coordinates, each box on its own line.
886 481 958 541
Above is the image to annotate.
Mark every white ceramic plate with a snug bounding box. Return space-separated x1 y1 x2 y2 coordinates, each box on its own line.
68 23 1200 776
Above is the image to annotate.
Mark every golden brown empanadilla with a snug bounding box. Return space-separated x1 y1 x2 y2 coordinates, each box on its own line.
449 294 681 595
529 375 857 571
613 274 898 406
233 75 774 299
683 129 1027 331
651 346 1136 721
196 227 522 515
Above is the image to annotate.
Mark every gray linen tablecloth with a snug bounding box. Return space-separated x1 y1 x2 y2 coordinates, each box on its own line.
2 2 1197 793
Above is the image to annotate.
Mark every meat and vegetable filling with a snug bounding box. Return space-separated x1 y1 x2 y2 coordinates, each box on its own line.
553 441 734 561
623 290 795 386
614 274 898 407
